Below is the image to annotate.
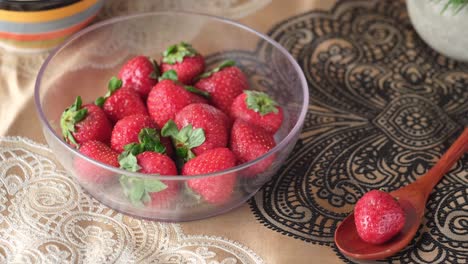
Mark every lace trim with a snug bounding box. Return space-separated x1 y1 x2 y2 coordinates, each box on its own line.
0 136 264 264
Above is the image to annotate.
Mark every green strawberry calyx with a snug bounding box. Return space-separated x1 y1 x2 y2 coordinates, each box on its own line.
162 42 198 65
158 69 178 82
95 76 123 107
148 57 160 80
159 70 210 99
119 175 167 206
161 120 205 162
184 85 210 99
60 96 88 147
198 60 235 80
118 128 167 206
245 90 279 116
183 182 202 201
119 128 166 160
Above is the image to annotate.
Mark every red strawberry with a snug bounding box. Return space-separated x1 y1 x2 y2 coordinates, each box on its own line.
118 128 178 207
136 152 177 175
118 55 159 98
160 42 205 85
61 96 112 147
147 70 208 128
111 115 174 157
230 90 283 133
173 103 229 156
75 140 119 184
182 148 237 204
104 88 148 123
354 190 406 244
96 77 148 123
195 60 248 113
137 152 179 208
230 119 276 175
110 114 172 155
119 151 178 208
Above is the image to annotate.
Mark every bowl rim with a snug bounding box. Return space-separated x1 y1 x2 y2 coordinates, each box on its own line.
34 10 309 180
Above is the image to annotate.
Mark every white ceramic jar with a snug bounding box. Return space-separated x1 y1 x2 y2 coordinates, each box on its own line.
407 0 468 61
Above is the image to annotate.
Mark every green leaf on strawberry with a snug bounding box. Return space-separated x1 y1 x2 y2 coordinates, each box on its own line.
159 70 210 98
119 149 141 172
125 177 144 204
159 69 178 82
184 85 210 99
184 126 205 149
160 120 179 138
162 42 198 64
198 60 235 79
144 178 168 192
60 96 88 147
245 90 279 116
119 175 167 206
148 57 160 80
95 76 123 107
161 120 205 162
175 147 189 161
118 128 166 162
138 128 166 154
108 76 123 91
118 128 169 206
94 97 106 108
182 181 202 201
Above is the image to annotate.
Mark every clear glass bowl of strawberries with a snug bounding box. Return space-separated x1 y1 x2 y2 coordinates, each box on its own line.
34 12 309 221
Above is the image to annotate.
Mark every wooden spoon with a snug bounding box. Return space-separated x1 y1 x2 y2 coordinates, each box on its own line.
334 127 468 260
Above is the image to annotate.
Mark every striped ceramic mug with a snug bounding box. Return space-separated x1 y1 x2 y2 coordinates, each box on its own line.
0 0 104 53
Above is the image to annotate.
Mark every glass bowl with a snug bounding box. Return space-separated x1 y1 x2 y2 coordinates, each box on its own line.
34 11 308 221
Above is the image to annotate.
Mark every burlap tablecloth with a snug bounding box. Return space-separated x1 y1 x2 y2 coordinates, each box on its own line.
1 0 467 263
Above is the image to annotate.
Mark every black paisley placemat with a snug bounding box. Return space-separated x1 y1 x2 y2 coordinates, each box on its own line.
246 0 468 263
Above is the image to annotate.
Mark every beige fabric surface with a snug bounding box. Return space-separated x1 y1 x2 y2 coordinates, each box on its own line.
0 1 342 263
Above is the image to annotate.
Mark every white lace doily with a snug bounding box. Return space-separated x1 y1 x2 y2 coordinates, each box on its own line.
0 136 264 264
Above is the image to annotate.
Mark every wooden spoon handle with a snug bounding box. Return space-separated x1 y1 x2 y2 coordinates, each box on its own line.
417 127 468 198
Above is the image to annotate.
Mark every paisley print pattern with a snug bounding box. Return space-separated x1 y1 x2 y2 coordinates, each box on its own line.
248 0 468 262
